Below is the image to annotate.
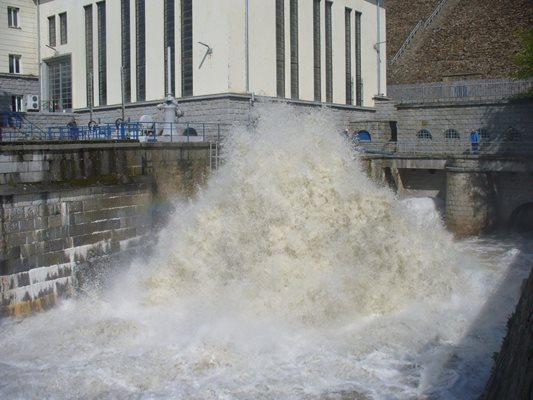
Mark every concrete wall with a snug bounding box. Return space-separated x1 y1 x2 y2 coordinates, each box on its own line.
0 141 212 317
481 266 533 400
362 155 533 235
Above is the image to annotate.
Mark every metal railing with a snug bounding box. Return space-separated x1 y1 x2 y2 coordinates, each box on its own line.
390 0 449 65
390 20 423 64
388 79 533 103
354 138 533 157
0 120 226 144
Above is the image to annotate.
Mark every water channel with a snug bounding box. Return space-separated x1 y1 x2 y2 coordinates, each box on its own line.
1 105 531 399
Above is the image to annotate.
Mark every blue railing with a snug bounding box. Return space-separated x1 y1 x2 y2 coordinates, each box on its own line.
46 122 140 141
1 120 225 143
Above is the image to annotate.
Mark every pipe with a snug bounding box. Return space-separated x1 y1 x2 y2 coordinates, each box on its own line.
167 46 172 96
37 0 42 104
376 0 382 96
245 0 250 93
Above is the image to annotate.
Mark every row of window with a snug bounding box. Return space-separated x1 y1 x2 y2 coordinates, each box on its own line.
277 0 362 105
416 129 492 140
48 12 68 47
82 0 192 107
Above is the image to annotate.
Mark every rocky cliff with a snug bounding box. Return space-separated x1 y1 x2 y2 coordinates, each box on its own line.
387 0 533 84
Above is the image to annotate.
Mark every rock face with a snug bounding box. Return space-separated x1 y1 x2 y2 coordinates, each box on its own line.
387 0 533 84
480 265 533 400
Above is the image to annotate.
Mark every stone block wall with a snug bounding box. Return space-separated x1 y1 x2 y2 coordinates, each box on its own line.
69 93 377 134
0 142 212 317
0 74 39 113
0 183 153 317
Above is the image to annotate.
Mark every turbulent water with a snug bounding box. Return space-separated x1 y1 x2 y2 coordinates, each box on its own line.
1 104 532 400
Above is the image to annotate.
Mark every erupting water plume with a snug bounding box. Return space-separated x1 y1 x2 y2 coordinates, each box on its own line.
0 104 531 399
145 105 460 323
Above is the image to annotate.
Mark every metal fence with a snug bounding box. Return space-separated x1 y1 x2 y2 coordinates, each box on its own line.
0 119 226 143
354 138 533 157
388 79 533 103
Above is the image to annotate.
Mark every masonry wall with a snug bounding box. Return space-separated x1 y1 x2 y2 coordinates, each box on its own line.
0 183 152 316
0 142 212 317
70 94 378 135
0 74 39 113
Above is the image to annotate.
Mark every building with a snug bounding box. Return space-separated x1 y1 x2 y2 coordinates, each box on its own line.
0 0 39 114
2 1 387 123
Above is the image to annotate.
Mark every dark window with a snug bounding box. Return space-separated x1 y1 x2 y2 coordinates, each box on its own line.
275 0 285 98
8 7 20 28
84 5 93 108
290 0 298 99
325 1 333 103
313 0 321 101
47 55 72 111
444 129 460 140
164 0 175 96
417 129 432 140
181 0 193 96
345 8 352 105
11 95 23 112
8 54 21 74
479 128 490 141
121 0 131 103
355 11 362 106
136 0 146 101
48 16 56 47
97 1 106 105
59 12 67 45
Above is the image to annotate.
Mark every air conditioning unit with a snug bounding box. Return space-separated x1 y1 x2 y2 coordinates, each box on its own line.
25 94 40 111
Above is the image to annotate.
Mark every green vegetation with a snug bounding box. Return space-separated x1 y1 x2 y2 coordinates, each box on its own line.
513 28 533 97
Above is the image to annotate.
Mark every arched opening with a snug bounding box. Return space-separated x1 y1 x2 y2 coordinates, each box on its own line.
509 203 533 232
417 129 432 140
444 129 460 140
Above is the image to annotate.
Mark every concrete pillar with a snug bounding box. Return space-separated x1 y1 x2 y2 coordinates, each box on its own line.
445 159 497 236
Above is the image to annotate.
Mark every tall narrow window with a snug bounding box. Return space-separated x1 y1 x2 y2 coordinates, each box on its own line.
11 96 23 112
97 1 107 105
313 0 321 101
181 0 193 96
8 54 21 74
47 56 72 111
8 7 20 28
164 0 175 96
48 16 56 47
121 0 131 103
136 0 146 101
275 0 285 98
325 1 333 103
345 8 352 105
59 12 67 45
355 11 362 106
290 0 298 99
85 5 93 108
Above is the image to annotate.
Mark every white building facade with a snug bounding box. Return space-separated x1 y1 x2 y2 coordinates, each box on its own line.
35 0 386 115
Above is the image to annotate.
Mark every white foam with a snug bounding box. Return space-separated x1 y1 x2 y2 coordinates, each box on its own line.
0 103 531 400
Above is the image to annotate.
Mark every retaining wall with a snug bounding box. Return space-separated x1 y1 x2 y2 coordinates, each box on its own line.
0 142 212 317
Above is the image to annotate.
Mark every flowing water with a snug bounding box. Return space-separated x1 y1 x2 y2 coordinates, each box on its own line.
1 105 532 399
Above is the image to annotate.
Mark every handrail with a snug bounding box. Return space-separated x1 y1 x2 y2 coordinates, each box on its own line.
390 20 423 64
390 0 449 65
0 120 228 143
